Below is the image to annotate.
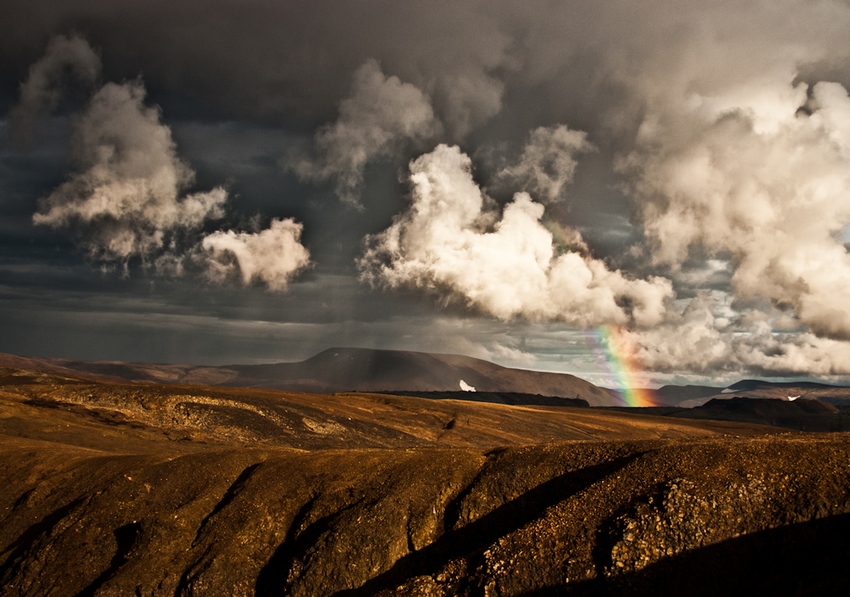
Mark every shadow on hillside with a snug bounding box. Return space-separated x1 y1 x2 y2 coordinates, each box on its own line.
525 512 850 596
285 455 640 597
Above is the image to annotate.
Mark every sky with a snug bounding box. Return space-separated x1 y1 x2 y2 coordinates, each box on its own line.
3 0 850 387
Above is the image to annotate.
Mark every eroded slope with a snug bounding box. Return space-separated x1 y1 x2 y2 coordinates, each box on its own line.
1 368 848 596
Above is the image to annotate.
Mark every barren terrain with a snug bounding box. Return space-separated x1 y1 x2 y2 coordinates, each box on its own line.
1 366 849 595
0 349 618 406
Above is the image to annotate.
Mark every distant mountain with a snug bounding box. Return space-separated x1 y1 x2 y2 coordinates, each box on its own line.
650 380 850 408
671 397 850 432
605 384 725 407
722 379 850 401
223 348 615 405
0 348 617 406
0 352 238 385
651 384 726 406
725 379 837 392
6 348 850 411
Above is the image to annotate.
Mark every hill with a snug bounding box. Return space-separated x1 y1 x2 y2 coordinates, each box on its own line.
0 348 617 406
669 397 850 432
645 379 850 408
1 367 849 595
8 349 850 412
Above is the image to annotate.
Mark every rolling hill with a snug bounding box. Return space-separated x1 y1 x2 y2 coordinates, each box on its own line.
1 365 849 595
4 348 850 411
0 348 618 406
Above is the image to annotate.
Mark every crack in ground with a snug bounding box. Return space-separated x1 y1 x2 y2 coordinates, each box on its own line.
192 463 262 547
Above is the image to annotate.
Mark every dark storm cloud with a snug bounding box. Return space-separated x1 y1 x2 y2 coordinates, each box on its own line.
0 1 514 131
2 1 849 135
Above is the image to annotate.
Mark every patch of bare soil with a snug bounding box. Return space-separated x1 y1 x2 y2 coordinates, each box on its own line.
1 368 848 596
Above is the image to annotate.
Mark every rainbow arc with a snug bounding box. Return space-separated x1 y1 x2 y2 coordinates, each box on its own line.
589 325 657 407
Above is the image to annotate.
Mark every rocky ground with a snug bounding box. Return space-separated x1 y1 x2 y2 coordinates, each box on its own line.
1 367 849 596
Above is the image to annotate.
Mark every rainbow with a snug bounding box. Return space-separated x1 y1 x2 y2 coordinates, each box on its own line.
588 325 657 407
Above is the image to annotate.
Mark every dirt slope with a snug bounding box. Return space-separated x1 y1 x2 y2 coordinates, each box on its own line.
1 368 849 596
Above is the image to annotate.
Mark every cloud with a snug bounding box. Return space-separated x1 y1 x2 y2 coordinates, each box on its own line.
497 124 594 203
621 294 850 376
360 144 673 326
431 70 504 140
8 3 850 377
200 218 311 291
18 35 312 292
33 80 228 263
620 75 850 340
289 59 441 206
0 2 517 132
8 34 101 147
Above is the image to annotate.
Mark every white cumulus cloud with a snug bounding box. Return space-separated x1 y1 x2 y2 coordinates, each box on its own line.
622 294 850 376
33 80 228 263
22 36 312 291
621 76 850 340
201 218 311 291
360 144 673 327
